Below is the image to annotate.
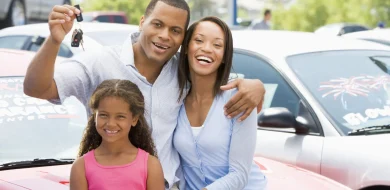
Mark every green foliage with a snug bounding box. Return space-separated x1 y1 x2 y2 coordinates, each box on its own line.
81 0 149 25
272 0 390 31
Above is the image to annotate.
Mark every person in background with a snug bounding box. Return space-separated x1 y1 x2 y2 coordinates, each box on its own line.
251 9 272 30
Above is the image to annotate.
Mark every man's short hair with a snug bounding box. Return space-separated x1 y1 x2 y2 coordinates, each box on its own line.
264 9 271 16
145 0 191 29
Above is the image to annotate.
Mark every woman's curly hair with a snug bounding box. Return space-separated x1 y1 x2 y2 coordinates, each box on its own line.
77 79 157 157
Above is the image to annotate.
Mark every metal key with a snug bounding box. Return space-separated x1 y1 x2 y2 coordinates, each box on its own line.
71 28 84 51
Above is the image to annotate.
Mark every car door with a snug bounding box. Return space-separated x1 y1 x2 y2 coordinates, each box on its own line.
232 49 325 173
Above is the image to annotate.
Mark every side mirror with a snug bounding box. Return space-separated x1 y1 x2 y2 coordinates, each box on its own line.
258 107 310 134
258 107 295 128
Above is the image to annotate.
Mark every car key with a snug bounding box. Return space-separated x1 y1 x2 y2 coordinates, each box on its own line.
71 4 84 50
71 29 84 51
74 4 83 22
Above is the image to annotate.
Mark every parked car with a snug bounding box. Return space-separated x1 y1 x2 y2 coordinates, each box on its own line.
231 30 390 190
0 48 351 190
342 29 390 47
83 11 128 24
0 22 138 57
0 0 71 28
314 23 370 36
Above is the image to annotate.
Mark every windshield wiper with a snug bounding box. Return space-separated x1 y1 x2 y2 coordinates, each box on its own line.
0 158 75 171
348 124 390 136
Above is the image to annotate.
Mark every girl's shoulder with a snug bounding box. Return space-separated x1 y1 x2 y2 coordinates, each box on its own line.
70 156 86 175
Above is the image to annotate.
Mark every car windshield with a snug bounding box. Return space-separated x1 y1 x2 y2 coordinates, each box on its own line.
287 50 390 135
0 77 87 165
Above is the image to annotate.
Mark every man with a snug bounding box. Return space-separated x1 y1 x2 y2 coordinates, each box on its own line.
23 0 266 189
251 9 272 30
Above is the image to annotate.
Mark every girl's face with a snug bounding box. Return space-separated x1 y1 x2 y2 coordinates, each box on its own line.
187 21 225 77
95 96 138 143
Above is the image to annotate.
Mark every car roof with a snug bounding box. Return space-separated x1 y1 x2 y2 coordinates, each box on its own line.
0 22 138 37
231 30 390 60
342 29 390 40
0 49 65 77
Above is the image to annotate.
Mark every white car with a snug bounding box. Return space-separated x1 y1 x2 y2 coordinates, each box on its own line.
342 29 390 47
0 22 138 57
314 23 370 36
230 30 390 190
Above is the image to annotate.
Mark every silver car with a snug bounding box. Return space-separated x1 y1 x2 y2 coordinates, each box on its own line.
230 30 390 190
0 22 138 57
0 0 71 28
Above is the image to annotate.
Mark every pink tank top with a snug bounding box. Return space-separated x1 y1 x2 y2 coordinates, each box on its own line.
84 148 149 190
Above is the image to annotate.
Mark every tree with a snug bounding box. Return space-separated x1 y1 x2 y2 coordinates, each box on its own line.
271 0 390 32
81 0 149 25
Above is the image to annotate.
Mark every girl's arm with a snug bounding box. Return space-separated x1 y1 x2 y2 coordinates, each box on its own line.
70 158 88 190
146 155 165 190
204 108 258 190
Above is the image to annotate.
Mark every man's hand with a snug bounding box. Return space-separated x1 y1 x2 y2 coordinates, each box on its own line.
49 4 81 45
221 78 265 121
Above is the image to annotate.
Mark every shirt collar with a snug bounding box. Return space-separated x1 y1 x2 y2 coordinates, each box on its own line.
120 32 140 68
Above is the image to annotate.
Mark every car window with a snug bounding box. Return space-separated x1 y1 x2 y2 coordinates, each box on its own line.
30 42 73 58
0 77 87 164
113 15 126 23
353 26 368 32
0 36 30 50
231 52 300 116
341 26 368 35
287 50 390 135
96 15 110 23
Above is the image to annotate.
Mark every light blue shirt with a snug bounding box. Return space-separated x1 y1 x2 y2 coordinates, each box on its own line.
173 89 267 190
51 32 184 189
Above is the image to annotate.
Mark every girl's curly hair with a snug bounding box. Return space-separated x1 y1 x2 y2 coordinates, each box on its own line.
77 79 157 157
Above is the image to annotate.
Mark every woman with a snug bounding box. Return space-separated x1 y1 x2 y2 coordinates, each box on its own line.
173 16 267 190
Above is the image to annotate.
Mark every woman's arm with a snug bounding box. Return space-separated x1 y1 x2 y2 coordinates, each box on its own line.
147 155 165 190
70 158 88 190
204 108 258 190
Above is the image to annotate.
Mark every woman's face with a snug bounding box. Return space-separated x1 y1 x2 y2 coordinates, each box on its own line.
187 21 225 77
95 96 138 143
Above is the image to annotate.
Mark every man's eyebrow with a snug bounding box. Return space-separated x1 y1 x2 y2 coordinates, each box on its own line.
152 19 184 31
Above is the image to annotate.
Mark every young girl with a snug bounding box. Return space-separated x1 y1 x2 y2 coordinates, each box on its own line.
70 79 165 190
174 17 267 189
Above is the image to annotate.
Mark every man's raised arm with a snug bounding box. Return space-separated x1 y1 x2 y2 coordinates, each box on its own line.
24 5 81 100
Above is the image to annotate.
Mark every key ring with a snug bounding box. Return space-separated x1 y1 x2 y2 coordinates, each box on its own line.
71 4 84 51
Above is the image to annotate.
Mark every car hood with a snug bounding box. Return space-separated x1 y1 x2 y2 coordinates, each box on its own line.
0 165 71 190
255 157 351 189
0 157 350 190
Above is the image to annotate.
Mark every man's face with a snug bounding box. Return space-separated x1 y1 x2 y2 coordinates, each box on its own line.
139 1 188 64
265 13 272 21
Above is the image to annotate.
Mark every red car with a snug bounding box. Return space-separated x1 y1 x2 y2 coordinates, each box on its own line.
82 11 128 24
0 49 351 190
